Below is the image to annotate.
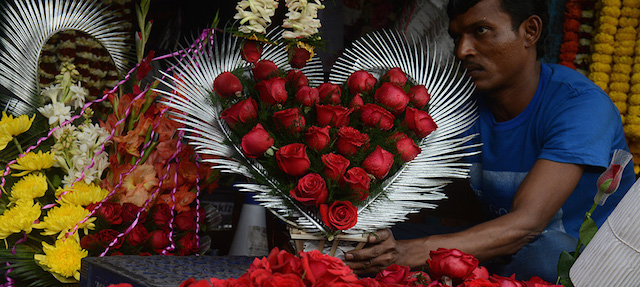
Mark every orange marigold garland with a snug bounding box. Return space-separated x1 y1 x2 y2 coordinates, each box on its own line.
560 0 582 69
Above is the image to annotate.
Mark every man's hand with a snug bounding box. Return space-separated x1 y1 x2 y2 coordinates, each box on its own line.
344 229 406 274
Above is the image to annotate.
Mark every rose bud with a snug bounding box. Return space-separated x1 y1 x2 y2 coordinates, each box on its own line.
375 264 411 285
253 60 279 82
405 107 438 138
316 104 353 127
360 103 395 131
213 72 242 98
336 126 370 157
382 67 408 87
343 167 371 201
273 108 306 134
121 202 147 224
241 40 263 63
347 70 377 94
320 201 358 230
148 229 171 251
362 146 395 179
126 224 149 246
276 143 311 177
427 248 478 282
408 85 430 109
295 86 320 107
317 82 342 104
305 126 331 151
286 70 309 89
375 82 410 115
175 210 198 231
152 203 172 227
220 98 258 129
321 153 350 182
255 77 288 106
391 132 421 162
288 46 312 69
349 93 364 110
289 173 329 206
241 124 275 158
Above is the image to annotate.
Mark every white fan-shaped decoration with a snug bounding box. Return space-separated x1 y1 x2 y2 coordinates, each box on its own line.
0 0 133 111
159 28 479 236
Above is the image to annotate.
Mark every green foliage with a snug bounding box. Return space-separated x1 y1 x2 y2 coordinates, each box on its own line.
578 216 597 247
556 250 575 287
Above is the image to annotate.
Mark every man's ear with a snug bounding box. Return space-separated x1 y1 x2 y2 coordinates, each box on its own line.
522 15 542 49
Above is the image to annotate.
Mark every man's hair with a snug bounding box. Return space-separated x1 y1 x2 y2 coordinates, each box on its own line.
446 0 549 59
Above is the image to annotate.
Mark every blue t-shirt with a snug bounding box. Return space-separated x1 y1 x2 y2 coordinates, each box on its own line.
467 63 635 239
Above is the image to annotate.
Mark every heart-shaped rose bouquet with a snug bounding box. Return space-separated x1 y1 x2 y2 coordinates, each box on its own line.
159 29 478 239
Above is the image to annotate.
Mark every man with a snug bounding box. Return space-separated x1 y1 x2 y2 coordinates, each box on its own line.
344 0 635 281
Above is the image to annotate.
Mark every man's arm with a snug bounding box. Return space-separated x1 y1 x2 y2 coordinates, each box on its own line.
344 159 584 274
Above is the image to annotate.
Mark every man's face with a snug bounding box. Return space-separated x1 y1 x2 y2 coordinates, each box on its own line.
448 0 530 92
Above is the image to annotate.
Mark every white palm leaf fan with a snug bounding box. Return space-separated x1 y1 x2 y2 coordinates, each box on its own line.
0 0 133 114
329 30 479 234
156 28 329 234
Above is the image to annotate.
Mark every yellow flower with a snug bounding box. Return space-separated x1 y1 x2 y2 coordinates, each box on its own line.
600 15 620 27
9 173 48 201
9 151 55 177
32 203 95 237
623 0 640 8
0 111 35 137
632 74 640 84
590 62 612 73
626 113 640 124
594 81 609 90
34 237 87 281
632 84 640 93
629 93 640 104
613 63 632 74
0 200 41 239
56 181 109 206
624 124 640 138
619 17 639 27
594 43 615 54
0 130 11 152
611 73 631 82
610 82 630 93
592 53 613 63
616 27 637 37
609 91 628 102
615 101 628 114
599 24 618 35
594 33 615 44
602 6 622 17
621 7 640 17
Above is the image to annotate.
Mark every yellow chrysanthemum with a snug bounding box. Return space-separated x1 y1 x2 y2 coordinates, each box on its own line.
34 237 87 281
0 200 41 239
0 111 35 137
56 181 109 206
9 151 55 177
9 173 48 202
32 203 95 237
0 130 11 152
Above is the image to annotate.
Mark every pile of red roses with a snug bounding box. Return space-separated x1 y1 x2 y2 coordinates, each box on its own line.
214 60 437 232
169 247 562 287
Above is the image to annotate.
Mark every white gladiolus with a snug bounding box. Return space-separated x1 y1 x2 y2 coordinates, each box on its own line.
282 0 324 39
234 0 280 34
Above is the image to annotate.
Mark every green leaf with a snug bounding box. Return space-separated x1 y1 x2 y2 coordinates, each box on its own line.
560 277 575 287
557 250 575 281
579 216 598 246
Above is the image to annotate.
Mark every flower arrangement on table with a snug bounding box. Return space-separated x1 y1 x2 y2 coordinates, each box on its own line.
0 0 220 286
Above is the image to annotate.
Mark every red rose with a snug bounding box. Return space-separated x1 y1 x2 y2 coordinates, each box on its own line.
213 72 242 98
175 210 198 231
360 103 395 131
253 60 279 82
428 248 479 282
177 232 199 256
343 167 371 201
299 250 358 285
95 229 123 249
152 203 173 227
408 85 430 109
375 264 411 285
295 86 320 107
382 67 408 87
80 234 99 250
315 104 352 127
349 93 364 110
286 70 309 89
220 98 259 129
320 201 358 230
336 126 370 157
127 224 149 246
458 278 500 287
405 107 437 138
121 202 147 224
179 278 212 287
305 126 331 151
523 276 559 287
489 275 526 287
347 70 377 94
273 108 306 134
317 82 342 104
375 82 410 115
95 202 123 225
321 153 350 182
263 273 305 287
276 143 311 177
354 278 385 287
241 124 275 158
241 40 262 63
289 173 329 206
362 146 395 179
391 132 421 162
265 247 304 275
467 266 490 280
288 46 312 69
255 77 288 106
148 229 171 252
